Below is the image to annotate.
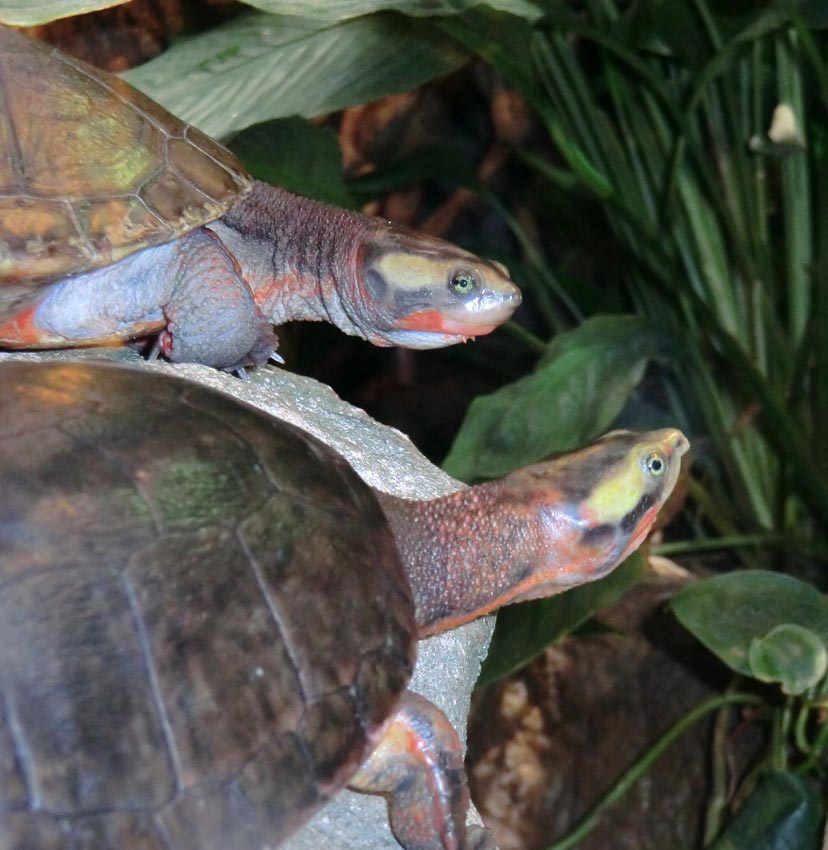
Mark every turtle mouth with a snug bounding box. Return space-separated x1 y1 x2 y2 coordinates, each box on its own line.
396 312 502 336
393 292 519 339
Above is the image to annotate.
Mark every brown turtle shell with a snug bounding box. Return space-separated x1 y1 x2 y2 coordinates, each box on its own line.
0 26 250 290
0 360 416 850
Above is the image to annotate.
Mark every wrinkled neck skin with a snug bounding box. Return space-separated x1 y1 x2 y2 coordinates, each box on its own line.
377 478 633 639
211 180 391 343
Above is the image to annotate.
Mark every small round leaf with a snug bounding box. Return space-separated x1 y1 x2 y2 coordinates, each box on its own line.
747 624 828 695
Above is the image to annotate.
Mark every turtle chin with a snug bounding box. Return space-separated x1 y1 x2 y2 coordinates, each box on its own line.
370 328 472 349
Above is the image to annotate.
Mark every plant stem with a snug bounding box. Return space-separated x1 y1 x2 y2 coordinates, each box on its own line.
654 534 783 556
703 691 737 845
542 693 761 850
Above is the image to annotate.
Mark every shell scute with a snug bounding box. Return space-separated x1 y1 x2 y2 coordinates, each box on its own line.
0 26 251 289
74 194 172 258
0 197 88 280
139 166 225 231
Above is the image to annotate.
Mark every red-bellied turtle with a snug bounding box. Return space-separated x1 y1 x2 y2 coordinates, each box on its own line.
0 360 688 850
0 27 520 371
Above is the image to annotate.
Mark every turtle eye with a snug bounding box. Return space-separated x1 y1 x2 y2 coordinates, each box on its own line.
449 269 479 296
644 451 666 477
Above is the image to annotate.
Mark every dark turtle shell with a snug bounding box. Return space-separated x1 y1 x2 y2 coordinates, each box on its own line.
0 26 250 295
0 361 416 850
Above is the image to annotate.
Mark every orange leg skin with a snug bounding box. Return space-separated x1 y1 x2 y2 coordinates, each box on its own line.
349 692 494 850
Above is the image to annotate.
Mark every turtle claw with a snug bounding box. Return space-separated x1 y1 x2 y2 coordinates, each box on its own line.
147 336 163 362
269 350 285 365
235 367 251 381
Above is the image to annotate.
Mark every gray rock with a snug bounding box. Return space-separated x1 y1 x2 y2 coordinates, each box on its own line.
0 350 495 850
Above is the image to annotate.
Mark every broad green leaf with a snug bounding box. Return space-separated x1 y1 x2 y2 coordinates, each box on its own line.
240 0 543 22
477 551 645 687
442 315 674 481
0 0 124 25
747 624 828 695
122 12 467 139
228 117 355 208
672 571 828 677
710 771 823 850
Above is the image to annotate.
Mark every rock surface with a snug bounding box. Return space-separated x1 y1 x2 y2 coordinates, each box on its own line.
0 349 495 850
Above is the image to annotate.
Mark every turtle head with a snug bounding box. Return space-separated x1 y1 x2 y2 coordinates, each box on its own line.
381 428 688 637
352 225 521 348
503 428 690 600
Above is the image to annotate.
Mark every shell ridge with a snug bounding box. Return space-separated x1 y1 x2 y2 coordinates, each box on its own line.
120 561 184 802
0 55 26 193
0 680 38 811
232 521 310 711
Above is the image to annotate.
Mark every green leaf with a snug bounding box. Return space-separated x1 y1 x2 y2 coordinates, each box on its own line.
228 117 356 208
0 0 124 25
122 12 467 139
710 771 823 850
747 624 828 695
672 571 828 678
240 0 543 22
442 315 674 481
477 551 645 687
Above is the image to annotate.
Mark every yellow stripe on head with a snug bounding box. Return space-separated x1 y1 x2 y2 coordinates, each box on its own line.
581 429 686 525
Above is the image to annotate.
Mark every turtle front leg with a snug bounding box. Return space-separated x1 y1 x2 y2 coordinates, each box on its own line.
4 228 278 371
157 228 278 370
350 691 496 850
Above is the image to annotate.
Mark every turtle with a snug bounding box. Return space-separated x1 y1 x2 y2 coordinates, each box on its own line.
0 27 521 371
0 360 689 850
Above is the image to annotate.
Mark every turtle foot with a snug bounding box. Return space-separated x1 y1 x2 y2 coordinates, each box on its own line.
350 691 472 850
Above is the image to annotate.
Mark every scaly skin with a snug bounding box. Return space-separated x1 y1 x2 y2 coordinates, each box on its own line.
0 181 521 370
379 428 690 636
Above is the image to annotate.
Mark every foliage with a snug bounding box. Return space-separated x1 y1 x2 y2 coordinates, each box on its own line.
442 315 674 480
120 12 467 138
708 771 823 850
0 0 124 26
436 2 828 846
673 571 828 692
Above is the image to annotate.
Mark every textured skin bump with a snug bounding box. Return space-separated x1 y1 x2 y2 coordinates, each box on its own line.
0 361 416 850
0 26 250 293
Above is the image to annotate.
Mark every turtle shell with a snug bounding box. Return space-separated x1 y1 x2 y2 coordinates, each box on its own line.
0 361 416 850
0 26 250 297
